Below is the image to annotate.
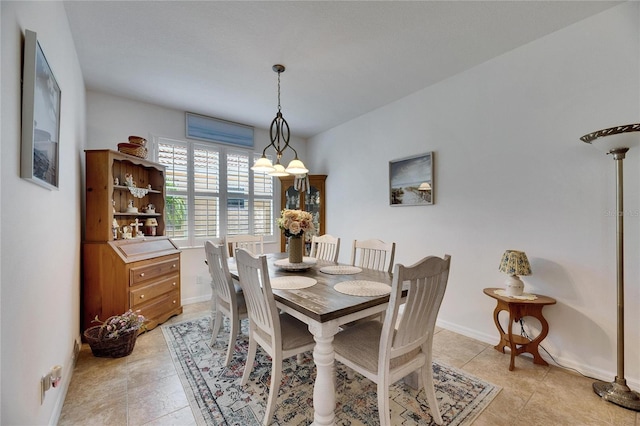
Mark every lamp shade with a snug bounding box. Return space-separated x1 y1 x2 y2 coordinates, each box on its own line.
580 123 640 153
418 182 431 191
285 158 309 175
499 250 531 276
269 163 289 177
251 156 275 173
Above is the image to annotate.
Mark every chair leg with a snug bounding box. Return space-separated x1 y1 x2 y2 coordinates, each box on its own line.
422 363 442 425
377 381 391 426
224 315 240 366
263 353 282 426
209 310 223 347
241 336 257 386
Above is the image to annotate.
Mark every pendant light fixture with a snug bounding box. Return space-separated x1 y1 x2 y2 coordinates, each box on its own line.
251 64 308 176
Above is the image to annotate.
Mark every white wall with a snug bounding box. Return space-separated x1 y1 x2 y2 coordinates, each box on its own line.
1 2 86 424
85 90 308 304
309 2 640 388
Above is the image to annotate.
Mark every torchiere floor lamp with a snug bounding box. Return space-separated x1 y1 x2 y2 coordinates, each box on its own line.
580 123 640 411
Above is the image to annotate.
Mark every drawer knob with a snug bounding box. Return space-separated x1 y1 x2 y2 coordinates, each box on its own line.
139 294 145 299
172 264 177 268
172 282 176 286
140 272 145 277
172 300 177 304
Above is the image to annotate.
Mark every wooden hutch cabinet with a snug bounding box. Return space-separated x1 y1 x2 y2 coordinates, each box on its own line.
278 174 327 252
82 149 182 333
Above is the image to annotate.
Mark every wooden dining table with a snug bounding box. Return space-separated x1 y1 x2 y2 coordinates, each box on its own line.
229 252 395 426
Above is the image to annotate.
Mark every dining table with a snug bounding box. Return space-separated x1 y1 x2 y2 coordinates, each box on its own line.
228 252 395 426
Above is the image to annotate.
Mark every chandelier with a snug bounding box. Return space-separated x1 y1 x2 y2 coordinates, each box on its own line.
251 64 308 176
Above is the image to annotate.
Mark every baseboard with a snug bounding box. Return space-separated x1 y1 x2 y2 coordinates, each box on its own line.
182 294 211 305
435 318 639 391
48 334 81 425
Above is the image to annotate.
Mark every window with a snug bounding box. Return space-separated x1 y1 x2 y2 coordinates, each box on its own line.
155 136 274 248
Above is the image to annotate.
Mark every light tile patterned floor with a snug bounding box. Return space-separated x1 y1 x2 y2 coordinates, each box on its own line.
59 302 639 425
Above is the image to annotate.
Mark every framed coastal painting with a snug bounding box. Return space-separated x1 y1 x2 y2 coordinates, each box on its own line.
21 29 61 190
389 152 433 206
186 112 254 148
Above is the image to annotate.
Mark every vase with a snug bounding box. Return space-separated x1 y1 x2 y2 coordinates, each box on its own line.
288 235 304 264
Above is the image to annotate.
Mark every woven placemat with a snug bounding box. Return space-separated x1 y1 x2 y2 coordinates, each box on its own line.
334 280 391 297
320 265 363 275
270 276 317 290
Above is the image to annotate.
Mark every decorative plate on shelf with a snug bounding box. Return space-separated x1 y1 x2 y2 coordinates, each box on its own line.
274 257 317 271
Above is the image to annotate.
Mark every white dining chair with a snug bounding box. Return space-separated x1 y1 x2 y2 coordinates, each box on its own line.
333 254 451 426
234 248 316 426
226 234 264 257
351 238 396 274
204 240 248 366
309 234 340 263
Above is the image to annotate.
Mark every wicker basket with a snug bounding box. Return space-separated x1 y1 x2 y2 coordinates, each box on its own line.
128 135 147 146
117 142 148 159
83 326 138 358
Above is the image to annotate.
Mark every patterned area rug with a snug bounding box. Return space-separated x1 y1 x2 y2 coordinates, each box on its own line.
162 316 500 425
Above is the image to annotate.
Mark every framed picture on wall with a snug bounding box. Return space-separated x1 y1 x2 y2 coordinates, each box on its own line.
389 152 434 206
21 29 61 190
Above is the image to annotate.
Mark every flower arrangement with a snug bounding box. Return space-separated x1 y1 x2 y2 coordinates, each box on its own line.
92 309 146 339
277 209 315 238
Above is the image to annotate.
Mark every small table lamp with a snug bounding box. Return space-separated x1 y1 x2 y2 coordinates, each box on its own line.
499 250 531 296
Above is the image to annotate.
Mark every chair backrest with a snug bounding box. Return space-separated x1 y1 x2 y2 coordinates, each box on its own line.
309 234 341 263
381 255 451 368
204 240 236 309
234 248 280 346
226 234 264 257
351 239 396 274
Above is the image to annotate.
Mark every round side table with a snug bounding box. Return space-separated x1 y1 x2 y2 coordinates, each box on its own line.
483 287 556 371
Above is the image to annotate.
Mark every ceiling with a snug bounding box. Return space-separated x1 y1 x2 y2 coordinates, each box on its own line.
63 1 620 139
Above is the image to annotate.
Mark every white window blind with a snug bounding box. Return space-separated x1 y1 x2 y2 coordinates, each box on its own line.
155 136 274 248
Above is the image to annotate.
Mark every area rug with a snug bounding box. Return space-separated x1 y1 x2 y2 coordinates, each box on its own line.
162 316 500 426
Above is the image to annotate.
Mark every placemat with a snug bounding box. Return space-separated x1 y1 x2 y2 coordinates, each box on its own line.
334 280 392 296
320 265 363 275
494 289 538 300
270 276 317 290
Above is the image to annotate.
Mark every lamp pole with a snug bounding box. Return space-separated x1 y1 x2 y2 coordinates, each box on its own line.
580 124 640 411
592 147 640 411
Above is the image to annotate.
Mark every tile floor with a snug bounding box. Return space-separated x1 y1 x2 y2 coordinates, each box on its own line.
59 302 639 425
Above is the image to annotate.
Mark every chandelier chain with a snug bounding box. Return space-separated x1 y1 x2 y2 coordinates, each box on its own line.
277 70 282 112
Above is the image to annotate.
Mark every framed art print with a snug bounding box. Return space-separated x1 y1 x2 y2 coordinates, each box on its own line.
389 152 434 206
21 29 61 190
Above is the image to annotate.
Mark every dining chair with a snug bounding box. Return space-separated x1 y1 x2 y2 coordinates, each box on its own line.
333 254 452 426
234 248 316 425
351 238 396 274
204 240 248 366
309 234 341 263
226 234 264 257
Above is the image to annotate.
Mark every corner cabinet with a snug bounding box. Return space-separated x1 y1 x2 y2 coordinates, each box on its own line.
82 149 182 334
279 174 327 252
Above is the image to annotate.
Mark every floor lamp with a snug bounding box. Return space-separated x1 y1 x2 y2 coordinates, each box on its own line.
580 123 640 411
